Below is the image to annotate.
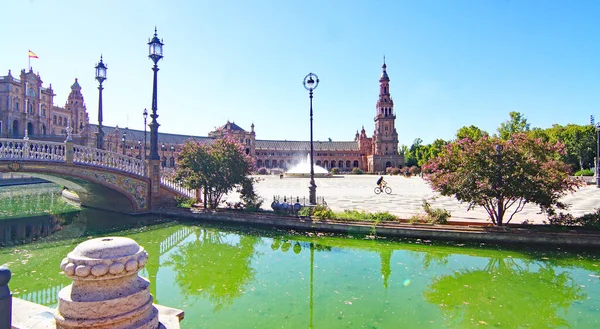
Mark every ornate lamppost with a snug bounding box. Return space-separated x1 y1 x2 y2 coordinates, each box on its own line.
148 28 164 161
138 140 142 158
495 144 504 225
121 131 126 155
596 123 600 188
161 143 166 167
95 56 107 149
143 108 148 160
170 145 175 167
303 73 319 205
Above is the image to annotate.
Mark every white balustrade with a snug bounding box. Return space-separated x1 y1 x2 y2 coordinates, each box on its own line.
72 145 148 177
0 138 198 200
0 139 65 162
160 170 197 199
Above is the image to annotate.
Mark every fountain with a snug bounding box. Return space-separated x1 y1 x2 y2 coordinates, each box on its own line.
285 154 330 178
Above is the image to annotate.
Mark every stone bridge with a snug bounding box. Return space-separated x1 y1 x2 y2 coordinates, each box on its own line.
0 138 196 213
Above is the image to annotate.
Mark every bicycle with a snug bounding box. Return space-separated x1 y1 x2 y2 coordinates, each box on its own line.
374 184 392 195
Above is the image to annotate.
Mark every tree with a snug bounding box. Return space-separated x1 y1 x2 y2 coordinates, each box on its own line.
456 125 488 141
419 139 449 166
424 257 585 328
560 124 596 171
497 111 530 140
405 138 424 167
175 137 254 209
423 134 582 226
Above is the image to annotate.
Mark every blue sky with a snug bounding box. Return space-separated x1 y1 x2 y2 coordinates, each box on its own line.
4 0 599 145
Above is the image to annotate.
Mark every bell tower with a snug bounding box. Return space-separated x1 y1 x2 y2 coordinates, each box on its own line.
64 79 89 134
373 58 399 156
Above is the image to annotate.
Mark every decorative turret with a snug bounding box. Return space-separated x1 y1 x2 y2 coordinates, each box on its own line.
372 59 399 156
64 78 89 134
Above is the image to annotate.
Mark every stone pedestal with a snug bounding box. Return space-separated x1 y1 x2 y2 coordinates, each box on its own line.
55 237 159 329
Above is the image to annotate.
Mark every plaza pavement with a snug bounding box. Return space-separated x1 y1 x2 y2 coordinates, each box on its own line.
223 174 600 225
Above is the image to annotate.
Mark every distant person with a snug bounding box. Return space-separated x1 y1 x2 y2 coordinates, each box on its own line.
376 176 386 190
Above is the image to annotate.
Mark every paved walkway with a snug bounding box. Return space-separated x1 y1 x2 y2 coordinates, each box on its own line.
223 175 600 225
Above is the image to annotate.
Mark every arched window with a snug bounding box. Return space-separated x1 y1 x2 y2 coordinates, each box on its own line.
346 160 351 168
330 160 336 168
316 160 322 166
257 159 263 168
12 120 19 138
338 160 343 168
353 160 359 168
169 157 175 167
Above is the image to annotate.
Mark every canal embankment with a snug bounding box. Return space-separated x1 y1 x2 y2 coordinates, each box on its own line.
156 206 600 248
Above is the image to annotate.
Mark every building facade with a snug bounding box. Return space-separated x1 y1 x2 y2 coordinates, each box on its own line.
0 63 403 172
0 68 90 141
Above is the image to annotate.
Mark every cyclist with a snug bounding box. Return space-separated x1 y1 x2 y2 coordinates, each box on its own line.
376 176 386 191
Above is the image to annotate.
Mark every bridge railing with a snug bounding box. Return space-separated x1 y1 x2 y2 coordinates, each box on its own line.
160 169 197 200
72 144 148 177
0 139 65 162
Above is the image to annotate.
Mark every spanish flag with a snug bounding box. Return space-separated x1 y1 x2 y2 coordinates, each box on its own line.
28 50 39 59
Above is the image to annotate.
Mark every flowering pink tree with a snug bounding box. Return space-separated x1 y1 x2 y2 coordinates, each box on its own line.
423 134 582 226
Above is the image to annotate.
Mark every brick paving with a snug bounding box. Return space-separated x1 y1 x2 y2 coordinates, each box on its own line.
223 174 600 225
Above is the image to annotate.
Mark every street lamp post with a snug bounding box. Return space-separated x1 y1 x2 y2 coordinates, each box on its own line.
121 131 126 155
148 28 164 161
161 143 165 167
303 73 319 205
170 145 174 167
138 140 142 158
95 56 107 149
495 144 504 225
143 109 148 160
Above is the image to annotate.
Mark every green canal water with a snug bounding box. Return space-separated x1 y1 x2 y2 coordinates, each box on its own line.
1 185 600 328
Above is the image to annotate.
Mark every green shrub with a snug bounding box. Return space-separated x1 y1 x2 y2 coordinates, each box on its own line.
175 196 196 208
352 167 363 174
313 206 334 219
296 205 333 219
372 211 398 222
298 207 311 217
388 167 401 175
574 169 594 176
548 208 600 229
331 168 340 175
410 199 451 224
400 167 410 176
409 166 420 176
237 178 264 211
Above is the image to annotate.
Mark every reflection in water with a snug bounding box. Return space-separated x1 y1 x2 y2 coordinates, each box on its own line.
1 216 600 328
424 257 586 328
164 227 261 311
0 183 79 245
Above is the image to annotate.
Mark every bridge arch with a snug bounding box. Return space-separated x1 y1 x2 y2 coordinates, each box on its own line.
0 138 196 213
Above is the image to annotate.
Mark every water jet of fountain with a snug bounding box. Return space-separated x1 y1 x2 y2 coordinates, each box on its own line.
285 154 330 178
